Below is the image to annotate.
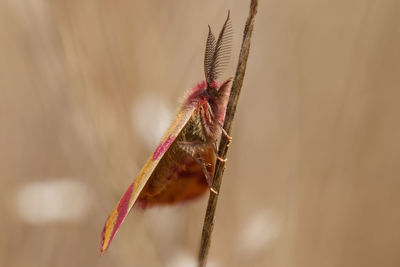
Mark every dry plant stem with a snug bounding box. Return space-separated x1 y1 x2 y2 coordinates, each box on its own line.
197 1 258 266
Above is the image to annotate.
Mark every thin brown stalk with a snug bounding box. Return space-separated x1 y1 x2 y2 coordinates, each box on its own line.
197 1 258 266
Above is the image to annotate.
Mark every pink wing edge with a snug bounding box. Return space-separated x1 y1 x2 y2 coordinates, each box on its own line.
99 105 196 255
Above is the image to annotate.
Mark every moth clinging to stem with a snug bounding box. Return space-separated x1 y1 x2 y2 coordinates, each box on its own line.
100 11 233 255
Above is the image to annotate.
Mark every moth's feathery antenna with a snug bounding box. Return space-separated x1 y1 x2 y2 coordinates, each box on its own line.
204 11 233 87
204 25 216 84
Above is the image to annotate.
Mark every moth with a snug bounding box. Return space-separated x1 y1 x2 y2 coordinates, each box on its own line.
100 12 233 255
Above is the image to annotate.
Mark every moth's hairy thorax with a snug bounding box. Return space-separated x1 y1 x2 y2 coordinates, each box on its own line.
181 80 231 145
180 108 208 143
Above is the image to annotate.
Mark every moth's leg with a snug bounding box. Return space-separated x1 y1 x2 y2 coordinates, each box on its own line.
177 141 217 194
193 154 217 194
206 102 232 146
212 142 228 163
205 103 230 160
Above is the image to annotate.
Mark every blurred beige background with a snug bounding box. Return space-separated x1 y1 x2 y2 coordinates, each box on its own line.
1 0 400 266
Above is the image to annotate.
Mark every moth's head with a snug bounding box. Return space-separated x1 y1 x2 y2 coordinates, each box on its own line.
206 81 219 98
205 78 232 102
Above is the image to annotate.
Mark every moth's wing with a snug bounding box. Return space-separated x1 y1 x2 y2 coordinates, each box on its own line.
100 105 196 255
